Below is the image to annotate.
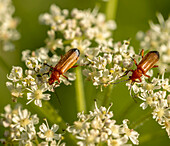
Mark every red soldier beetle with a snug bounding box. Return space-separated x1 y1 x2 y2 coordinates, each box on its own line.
45 48 80 85
106 49 159 99
123 49 159 83
41 48 80 105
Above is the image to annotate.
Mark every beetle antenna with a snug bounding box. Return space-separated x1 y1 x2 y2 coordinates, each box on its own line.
53 86 62 106
129 83 137 103
110 79 130 85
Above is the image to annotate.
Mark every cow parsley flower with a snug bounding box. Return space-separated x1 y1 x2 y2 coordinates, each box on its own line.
0 0 20 51
126 71 170 138
137 13 170 73
26 84 51 107
38 119 65 145
0 104 39 145
39 4 116 60
38 119 60 141
1 104 66 145
67 101 139 145
83 41 135 88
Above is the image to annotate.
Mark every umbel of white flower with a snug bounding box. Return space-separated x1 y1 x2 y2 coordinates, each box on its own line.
67 101 139 146
126 70 170 138
0 0 20 51
137 13 170 73
0 104 65 145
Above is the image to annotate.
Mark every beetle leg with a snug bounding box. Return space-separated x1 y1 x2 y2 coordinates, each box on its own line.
62 74 68 80
43 72 50 76
43 63 54 73
130 57 138 66
140 49 144 58
71 65 78 68
120 69 134 78
152 65 158 68
139 78 142 82
143 73 150 78
44 63 53 68
133 59 138 66
57 78 60 84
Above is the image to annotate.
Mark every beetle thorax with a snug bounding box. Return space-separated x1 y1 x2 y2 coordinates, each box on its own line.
48 71 60 85
130 69 143 81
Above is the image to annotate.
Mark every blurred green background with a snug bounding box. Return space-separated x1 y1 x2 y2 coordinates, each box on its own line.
0 0 170 145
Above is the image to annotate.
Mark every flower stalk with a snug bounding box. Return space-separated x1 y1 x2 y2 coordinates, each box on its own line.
75 67 86 112
102 84 113 106
130 110 152 129
105 0 118 20
32 101 66 128
101 0 118 106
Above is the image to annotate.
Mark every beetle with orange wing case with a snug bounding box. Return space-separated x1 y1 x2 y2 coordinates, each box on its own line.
125 49 159 82
47 48 80 85
108 49 160 99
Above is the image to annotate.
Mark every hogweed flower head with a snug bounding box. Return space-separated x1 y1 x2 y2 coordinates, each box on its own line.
126 71 170 138
0 0 20 51
39 4 116 60
137 13 170 73
67 101 139 145
0 104 38 145
83 40 135 89
0 104 65 145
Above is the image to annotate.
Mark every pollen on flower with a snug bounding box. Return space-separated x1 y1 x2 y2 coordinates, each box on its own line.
44 129 54 138
34 89 43 100
20 118 31 127
0 104 39 145
146 96 153 106
74 121 83 129
156 108 165 119
145 83 154 91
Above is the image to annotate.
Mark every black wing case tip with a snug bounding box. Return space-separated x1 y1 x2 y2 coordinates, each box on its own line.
71 48 80 57
150 51 160 59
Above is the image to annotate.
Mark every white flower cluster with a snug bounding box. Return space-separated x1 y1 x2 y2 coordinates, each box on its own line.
39 4 116 58
6 47 76 107
0 104 65 146
137 13 170 73
82 40 136 88
0 0 20 51
67 101 139 146
126 71 170 137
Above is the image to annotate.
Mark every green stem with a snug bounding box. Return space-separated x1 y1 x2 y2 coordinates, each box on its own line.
119 101 136 118
102 84 113 106
105 0 118 20
34 138 39 145
75 67 86 112
32 101 65 128
130 110 152 129
101 0 118 106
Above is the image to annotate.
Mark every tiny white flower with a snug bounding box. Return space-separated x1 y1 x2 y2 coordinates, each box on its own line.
11 107 37 132
6 82 23 101
27 84 51 107
25 57 39 69
38 119 61 142
7 66 23 82
121 120 139 145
